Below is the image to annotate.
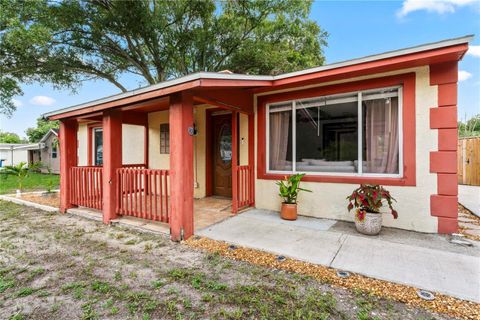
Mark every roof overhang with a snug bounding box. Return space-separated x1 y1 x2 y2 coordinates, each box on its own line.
44 35 473 121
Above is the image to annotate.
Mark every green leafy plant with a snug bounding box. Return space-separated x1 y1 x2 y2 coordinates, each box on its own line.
276 173 312 204
346 184 398 221
0 162 42 192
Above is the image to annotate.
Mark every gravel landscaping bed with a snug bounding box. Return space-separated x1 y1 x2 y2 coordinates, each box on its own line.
0 200 460 319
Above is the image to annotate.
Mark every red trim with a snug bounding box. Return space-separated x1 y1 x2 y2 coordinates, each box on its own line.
248 113 255 206
430 151 456 173
102 110 122 223
169 92 194 241
437 174 458 196
59 119 78 213
438 218 458 234
438 83 457 106
87 123 102 166
257 73 416 186
438 128 458 151
429 61 458 233
430 106 457 129
430 195 458 218
232 111 239 213
144 125 149 168
205 109 216 196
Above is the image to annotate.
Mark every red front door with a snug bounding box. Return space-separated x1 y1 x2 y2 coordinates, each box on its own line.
212 114 232 197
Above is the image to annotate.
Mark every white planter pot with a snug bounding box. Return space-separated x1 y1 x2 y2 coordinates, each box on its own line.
354 212 382 235
15 190 21 198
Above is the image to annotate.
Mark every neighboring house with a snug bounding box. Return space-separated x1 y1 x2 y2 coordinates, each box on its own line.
44 35 472 241
37 128 60 174
0 143 44 167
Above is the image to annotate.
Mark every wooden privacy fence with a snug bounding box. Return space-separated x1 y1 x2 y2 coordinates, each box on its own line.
70 166 103 210
236 165 254 209
458 137 480 186
116 168 170 222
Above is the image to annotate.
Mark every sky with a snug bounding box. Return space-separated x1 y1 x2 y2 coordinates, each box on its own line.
1 0 480 138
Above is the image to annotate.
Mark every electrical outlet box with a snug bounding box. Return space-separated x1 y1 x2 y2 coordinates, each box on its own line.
194 181 199 188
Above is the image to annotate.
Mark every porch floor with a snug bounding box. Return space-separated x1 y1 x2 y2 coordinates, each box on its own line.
197 209 480 303
67 196 234 235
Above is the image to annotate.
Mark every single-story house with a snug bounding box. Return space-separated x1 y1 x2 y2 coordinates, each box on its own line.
44 35 472 241
36 128 60 174
0 143 44 167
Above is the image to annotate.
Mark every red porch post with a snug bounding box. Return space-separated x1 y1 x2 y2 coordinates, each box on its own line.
169 92 194 241
248 113 255 206
231 111 239 213
59 119 78 213
102 110 122 223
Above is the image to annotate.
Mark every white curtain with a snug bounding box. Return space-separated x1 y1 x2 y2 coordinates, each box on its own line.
269 111 290 170
365 98 399 174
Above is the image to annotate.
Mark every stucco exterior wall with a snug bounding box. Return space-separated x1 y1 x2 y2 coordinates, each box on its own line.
148 106 209 199
40 134 60 173
0 149 28 166
122 124 145 165
77 123 88 166
239 113 249 166
254 66 439 233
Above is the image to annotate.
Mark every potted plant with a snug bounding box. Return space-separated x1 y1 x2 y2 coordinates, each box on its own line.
346 184 398 235
276 173 311 220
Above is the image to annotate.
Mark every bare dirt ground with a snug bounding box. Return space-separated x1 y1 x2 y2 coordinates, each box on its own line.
0 200 454 320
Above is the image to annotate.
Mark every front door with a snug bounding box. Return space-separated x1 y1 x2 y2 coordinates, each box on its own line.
212 114 232 197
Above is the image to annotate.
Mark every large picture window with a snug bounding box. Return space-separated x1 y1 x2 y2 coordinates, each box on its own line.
267 86 402 176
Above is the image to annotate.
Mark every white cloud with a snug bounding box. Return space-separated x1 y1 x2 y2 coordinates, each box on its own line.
458 70 472 81
467 45 480 57
397 0 477 17
12 99 23 107
29 95 56 106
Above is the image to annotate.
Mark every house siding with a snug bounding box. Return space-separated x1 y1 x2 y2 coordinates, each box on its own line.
40 133 60 173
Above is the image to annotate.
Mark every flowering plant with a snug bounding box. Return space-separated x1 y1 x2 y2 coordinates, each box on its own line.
346 184 398 221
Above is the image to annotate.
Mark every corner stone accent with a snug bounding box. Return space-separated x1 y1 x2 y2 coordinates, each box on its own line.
429 61 459 233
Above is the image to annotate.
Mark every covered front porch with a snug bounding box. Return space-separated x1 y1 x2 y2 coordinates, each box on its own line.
55 80 260 241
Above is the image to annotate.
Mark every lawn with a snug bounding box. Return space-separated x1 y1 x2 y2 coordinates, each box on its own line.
0 201 452 320
0 172 59 195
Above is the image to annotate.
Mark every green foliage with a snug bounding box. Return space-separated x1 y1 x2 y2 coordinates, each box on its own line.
346 184 398 220
0 172 59 194
0 161 42 191
276 173 311 204
0 0 327 115
25 118 59 143
0 131 25 143
458 114 480 138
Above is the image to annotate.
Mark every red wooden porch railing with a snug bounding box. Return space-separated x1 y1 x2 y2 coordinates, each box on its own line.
70 166 103 210
116 168 170 223
236 165 254 209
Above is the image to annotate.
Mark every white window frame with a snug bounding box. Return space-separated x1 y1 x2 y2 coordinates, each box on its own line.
266 85 403 178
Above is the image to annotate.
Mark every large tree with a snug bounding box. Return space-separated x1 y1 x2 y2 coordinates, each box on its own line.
0 131 25 143
0 0 327 116
25 117 59 142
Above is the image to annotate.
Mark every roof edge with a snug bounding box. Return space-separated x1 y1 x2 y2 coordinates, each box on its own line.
43 34 473 120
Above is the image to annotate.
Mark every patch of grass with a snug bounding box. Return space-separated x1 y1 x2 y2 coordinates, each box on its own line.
124 239 136 245
82 301 98 320
15 287 35 297
8 312 25 320
151 279 164 289
0 173 59 194
0 276 15 293
91 280 112 294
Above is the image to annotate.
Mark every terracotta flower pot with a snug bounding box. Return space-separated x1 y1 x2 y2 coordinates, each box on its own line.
354 211 382 235
280 203 297 220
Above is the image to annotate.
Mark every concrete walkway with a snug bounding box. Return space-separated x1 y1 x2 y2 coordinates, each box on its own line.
197 210 480 303
459 185 480 217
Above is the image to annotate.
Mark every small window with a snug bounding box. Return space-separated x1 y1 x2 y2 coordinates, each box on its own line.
160 123 170 154
94 128 103 166
51 142 58 159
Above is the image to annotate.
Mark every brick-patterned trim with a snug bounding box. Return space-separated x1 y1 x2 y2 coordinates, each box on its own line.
429 61 458 233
